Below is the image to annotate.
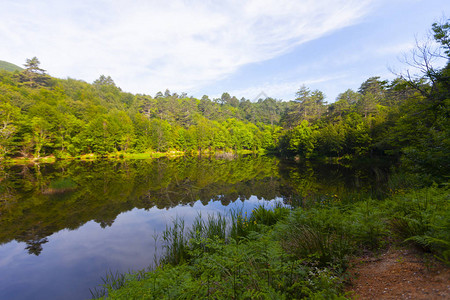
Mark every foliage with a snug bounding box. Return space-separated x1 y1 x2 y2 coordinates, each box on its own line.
276 207 355 268
0 64 287 158
1 18 448 170
387 185 450 263
1 20 449 178
95 205 348 299
92 185 448 299
249 203 290 226
0 156 393 255
276 186 449 268
1 19 449 299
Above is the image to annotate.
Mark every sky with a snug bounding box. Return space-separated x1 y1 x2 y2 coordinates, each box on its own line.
0 0 448 102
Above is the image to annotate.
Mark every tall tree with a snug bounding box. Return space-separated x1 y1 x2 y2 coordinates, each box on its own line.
24 57 46 74
286 86 326 125
19 57 50 87
0 102 19 159
432 19 450 57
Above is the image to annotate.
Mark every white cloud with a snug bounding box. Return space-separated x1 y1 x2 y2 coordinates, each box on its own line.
227 73 348 101
0 0 374 95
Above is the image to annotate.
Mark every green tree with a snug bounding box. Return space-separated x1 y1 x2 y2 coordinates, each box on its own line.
286 86 326 126
315 122 346 157
286 120 315 158
19 57 50 88
356 92 378 118
82 115 113 155
330 89 359 119
220 92 231 105
343 113 372 156
108 110 135 151
31 116 53 158
358 77 387 99
211 121 230 151
193 117 213 152
150 119 173 152
0 102 20 159
225 119 254 151
432 19 450 57
133 113 152 152
391 19 450 178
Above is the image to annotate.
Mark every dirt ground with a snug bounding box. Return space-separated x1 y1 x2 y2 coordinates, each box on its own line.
346 247 450 299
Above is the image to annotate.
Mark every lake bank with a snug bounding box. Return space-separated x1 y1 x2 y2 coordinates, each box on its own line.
0 156 394 299
0 149 265 165
93 185 449 299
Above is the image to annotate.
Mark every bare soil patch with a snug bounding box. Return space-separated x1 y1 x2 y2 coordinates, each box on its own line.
346 247 450 299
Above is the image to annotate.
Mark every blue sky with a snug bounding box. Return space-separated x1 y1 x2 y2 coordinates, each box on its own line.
0 0 448 102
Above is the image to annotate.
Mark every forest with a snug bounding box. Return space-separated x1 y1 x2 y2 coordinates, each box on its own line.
0 20 448 299
0 21 449 182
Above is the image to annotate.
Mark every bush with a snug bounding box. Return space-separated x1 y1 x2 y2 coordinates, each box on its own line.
387 186 450 263
275 207 355 269
249 203 290 226
92 187 449 299
102 234 347 299
349 200 388 250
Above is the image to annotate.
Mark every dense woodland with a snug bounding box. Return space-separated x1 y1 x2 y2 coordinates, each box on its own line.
0 22 448 180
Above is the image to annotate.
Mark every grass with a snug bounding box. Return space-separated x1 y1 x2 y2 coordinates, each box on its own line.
91 185 449 299
2 148 272 166
115 151 184 159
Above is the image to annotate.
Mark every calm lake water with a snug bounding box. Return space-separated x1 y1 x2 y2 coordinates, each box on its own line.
0 156 391 300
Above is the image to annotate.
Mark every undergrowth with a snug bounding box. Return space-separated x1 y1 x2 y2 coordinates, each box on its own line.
92 185 449 299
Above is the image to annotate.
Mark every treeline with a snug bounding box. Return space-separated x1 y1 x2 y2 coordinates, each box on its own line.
0 21 448 177
0 63 286 158
281 20 449 180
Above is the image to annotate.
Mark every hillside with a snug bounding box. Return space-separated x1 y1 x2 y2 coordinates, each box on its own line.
0 19 448 184
0 60 23 72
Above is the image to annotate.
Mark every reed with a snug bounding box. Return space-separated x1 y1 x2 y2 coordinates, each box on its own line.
161 217 188 265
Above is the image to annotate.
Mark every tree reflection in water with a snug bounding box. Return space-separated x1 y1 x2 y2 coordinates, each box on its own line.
0 156 391 255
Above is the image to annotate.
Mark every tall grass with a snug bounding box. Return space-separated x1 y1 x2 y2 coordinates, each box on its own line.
89 270 129 299
91 186 449 298
276 185 449 268
160 204 290 265
229 204 290 240
100 229 346 299
276 207 355 269
160 217 187 265
250 202 290 226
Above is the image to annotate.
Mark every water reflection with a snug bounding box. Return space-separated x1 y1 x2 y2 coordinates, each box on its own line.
0 156 391 299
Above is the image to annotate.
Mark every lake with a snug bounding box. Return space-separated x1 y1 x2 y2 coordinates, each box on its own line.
0 156 391 299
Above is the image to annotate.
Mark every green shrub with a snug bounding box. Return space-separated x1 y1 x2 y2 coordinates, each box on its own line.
249 203 290 226
92 187 449 299
387 186 450 263
349 200 388 249
102 234 347 299
229 208 259 240
275 207 354 268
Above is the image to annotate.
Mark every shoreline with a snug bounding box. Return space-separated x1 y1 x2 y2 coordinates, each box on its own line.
0 149 262 165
